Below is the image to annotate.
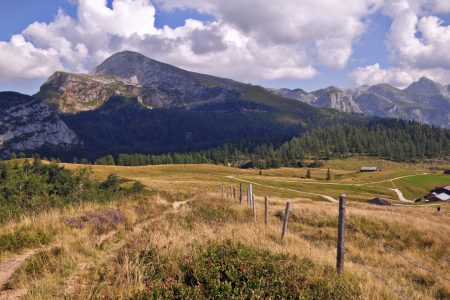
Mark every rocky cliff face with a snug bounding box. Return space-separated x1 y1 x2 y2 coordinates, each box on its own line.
269 86 362 114
404 76 450 96
0 92 80 157
34 52 244 113
270 77 450 128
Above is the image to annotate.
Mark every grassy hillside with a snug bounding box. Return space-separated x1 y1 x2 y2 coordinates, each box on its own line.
1 158 449 299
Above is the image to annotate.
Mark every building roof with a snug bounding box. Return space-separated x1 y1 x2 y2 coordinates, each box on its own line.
361 167 378 171
432 185 450 192
367 197 391 206
435 193 450 201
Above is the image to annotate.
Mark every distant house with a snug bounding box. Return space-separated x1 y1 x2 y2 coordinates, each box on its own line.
360 167 379 172
430 185 450 196
444 170 450 175
427 192 450 202
367 197 392 206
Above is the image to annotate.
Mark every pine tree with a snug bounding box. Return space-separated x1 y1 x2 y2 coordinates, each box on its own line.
306 169 311 179
326 168 331 180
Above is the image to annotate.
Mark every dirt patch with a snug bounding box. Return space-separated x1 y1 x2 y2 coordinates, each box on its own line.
59 262 94 297
0 289 27 299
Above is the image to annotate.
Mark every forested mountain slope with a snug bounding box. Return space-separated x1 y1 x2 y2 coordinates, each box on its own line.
28 51 368 161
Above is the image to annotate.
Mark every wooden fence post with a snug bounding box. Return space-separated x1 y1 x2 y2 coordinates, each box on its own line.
227 193 229 198
222 185 224 197
336 194 346 275
233 187 236 199
265 196 268 226
252 194 256 221
249 184 252 204
281 201 290 240
230 186 232 197
239 183 242 203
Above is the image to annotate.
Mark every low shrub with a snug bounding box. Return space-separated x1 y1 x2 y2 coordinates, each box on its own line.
134 240 354 299
0 227 53 252
62 209 126 234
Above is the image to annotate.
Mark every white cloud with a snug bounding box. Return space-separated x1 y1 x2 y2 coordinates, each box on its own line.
0 0 383 84
0 35 64 81
349 0 450 88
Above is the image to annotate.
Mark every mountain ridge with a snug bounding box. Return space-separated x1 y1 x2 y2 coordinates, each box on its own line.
269 77 450 128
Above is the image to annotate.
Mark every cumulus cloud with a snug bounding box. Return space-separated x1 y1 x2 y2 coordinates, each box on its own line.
0 0 383 83
349 0 450 88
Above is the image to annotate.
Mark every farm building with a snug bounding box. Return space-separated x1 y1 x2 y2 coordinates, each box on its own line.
427 192 450 202
367 197 391 206
360 167 379 172
430 185 450 196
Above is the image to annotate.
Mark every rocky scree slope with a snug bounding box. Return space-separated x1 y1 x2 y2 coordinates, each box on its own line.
0 92 79 157
269 77 450 128
34 51 244 113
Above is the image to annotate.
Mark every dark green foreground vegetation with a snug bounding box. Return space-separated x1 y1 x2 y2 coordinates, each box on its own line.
0 155 143 223
134 241 349 299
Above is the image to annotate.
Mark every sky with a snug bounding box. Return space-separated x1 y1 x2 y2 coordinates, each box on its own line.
2 0 450 95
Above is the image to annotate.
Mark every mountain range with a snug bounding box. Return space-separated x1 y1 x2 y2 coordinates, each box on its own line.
0 51 364 160
269 77 450 128
1 50 450 160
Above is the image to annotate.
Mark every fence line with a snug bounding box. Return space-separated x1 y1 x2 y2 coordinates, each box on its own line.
253 196 450 283
258 214 409 300
221 184 449 299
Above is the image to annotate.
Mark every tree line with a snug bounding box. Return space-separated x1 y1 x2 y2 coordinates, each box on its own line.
89 119 450 168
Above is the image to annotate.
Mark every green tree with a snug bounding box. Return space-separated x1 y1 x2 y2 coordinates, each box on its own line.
18 152 25 159
326 168 331 180
10 153 16 160
23 159 31 179
306 169 311 179
106 155 115 166
33 153 42 173
100 173 120 192
2 163 12 180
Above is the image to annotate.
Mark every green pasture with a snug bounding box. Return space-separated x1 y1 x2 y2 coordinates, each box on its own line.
392 172 450 200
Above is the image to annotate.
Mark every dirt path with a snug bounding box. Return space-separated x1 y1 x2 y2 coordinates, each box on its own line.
58 200 190 298
226 176 338 203
239 173 430 203
173 200 189 211
389 189 413 202
0 247 51 289
0 246 52 298
267 173 429 187
388 180 413 203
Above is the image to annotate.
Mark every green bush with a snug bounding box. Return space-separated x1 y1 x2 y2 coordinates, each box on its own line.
134 240 353 299
0 228 53 252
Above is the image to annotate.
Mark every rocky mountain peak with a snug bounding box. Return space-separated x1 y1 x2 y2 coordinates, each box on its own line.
89 51 236 86
404 76 447 95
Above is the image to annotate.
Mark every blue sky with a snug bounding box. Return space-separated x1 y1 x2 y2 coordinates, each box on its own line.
1 0 450 95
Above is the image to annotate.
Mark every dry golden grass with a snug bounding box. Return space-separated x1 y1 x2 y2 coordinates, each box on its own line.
66 193 450 299
3 161 450 299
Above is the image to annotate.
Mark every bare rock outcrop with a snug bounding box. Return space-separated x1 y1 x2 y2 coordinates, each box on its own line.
0 92 80 157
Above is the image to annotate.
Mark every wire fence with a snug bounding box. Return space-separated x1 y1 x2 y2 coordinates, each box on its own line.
225 187 450 299
257 214 409 300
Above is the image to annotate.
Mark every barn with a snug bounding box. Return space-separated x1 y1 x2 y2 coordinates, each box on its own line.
367 197 392 206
